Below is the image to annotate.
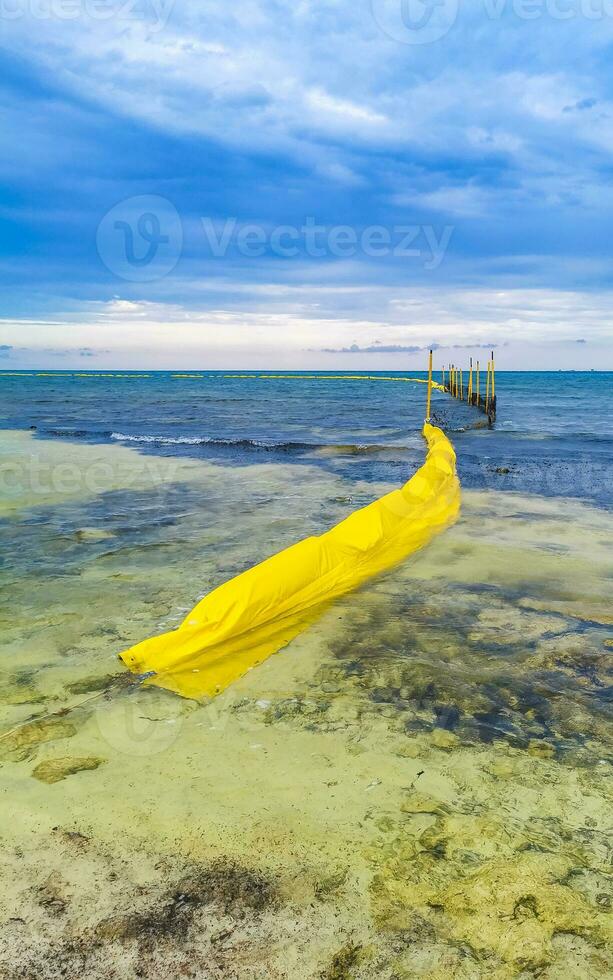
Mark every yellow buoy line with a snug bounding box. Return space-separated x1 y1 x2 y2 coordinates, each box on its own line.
118 351 486 700
1 370 448 391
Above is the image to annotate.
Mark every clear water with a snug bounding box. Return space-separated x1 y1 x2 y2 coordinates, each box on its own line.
0 372 611 978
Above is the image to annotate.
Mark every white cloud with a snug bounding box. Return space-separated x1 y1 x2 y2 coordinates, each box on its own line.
1 288 611 369
4 0 613 350
305 89 388 126
394 184 496 218
7 0 610 178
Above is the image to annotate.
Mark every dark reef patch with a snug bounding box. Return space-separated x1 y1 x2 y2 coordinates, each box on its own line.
278 582 613 766
1 858 280 980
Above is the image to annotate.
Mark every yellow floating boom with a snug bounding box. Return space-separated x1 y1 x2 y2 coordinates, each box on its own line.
119 423 460 699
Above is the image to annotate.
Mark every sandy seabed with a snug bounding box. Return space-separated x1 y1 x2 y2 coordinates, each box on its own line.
0 431 611 979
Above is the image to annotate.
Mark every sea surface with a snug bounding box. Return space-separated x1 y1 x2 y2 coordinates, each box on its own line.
0 371 611 979
1 370 611 505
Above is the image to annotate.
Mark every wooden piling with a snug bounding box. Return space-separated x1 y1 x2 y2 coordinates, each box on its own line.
426 349 433 421
443 353 496 425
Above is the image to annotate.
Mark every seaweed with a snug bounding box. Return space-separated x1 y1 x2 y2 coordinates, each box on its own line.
322 941 363 980
94 860 277 948
32 756 105 784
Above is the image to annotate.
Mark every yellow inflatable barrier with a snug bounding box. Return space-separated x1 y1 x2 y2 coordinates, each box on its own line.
119 423 460 699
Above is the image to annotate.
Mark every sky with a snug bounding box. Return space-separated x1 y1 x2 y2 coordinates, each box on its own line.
1 0 613 369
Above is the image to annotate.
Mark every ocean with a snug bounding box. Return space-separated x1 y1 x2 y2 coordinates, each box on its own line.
1 370 611 503
0 370 611 978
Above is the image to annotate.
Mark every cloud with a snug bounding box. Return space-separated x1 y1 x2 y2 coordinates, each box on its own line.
322 343 436 354
0 291 608 370
321 341 501 354
563 98 597 113
394 185 497 219
305 89 388 128
1 4 613 367
450 343 502 350
0 344 111 361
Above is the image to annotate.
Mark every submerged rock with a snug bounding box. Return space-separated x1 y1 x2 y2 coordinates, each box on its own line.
74 528 116 542
400 793 449 816
527 739 556 760
439 852 610 969
0 716 77 761
0 679 46 707
32 756 105 784
429 729 459 751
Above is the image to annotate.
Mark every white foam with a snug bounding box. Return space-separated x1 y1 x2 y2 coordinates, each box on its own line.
110 432 211 445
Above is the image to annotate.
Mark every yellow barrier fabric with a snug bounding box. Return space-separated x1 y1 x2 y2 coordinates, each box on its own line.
119 423 460 699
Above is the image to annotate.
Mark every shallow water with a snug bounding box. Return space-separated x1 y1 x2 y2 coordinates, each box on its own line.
0 376 612 979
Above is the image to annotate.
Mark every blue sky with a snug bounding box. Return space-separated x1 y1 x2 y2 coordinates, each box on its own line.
1 0 613 368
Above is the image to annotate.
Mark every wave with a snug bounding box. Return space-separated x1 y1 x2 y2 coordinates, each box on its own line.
111 432 315 451
37 427 412 455
109 432 405 454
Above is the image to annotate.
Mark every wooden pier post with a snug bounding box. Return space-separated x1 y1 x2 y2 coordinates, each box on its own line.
426 349 433 421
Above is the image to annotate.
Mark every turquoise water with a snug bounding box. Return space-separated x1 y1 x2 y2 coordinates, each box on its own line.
0 371 611 978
